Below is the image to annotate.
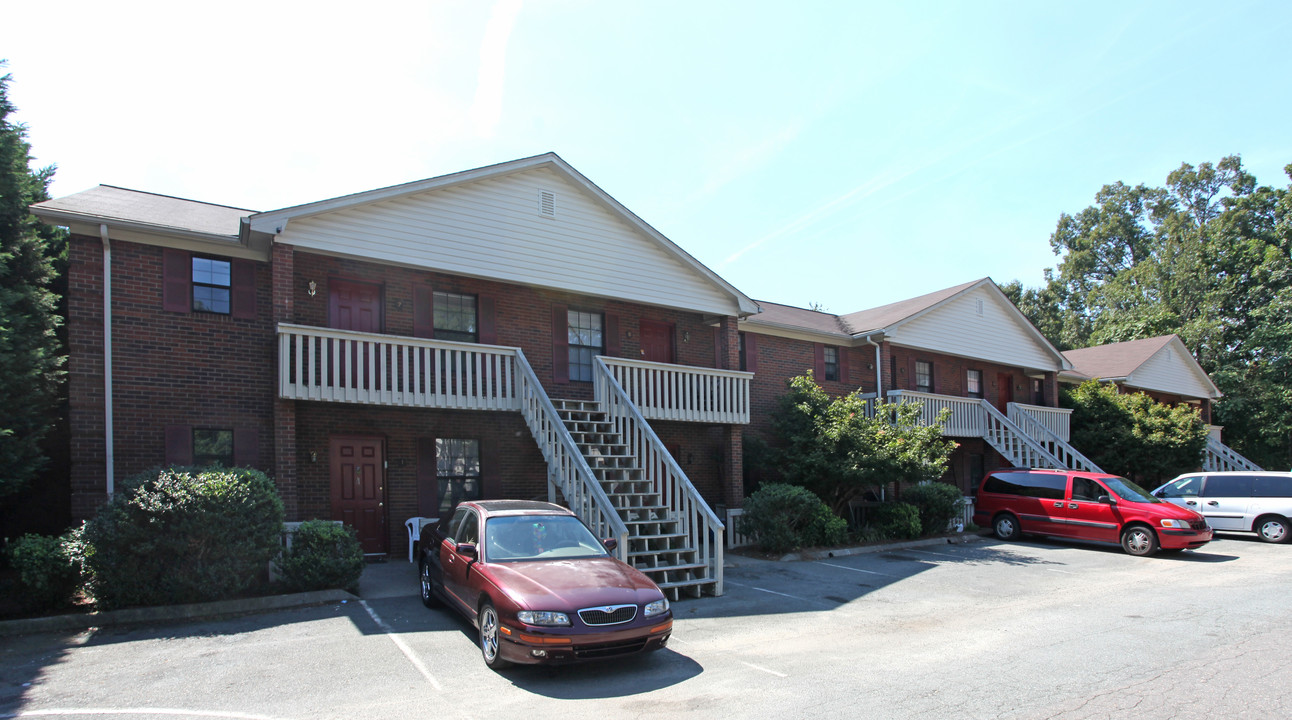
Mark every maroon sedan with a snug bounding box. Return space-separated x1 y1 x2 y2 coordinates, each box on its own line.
418 500 673 669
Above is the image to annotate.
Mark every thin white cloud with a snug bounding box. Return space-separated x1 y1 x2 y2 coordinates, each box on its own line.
470 0 524 138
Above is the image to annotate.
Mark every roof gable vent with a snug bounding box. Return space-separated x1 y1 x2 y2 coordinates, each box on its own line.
539 189 555 218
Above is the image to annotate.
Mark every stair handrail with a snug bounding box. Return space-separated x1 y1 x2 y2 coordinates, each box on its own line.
594 356 725 595
511 350 630 559
976 399 1067 469
1204 436 1263 472
1007 403 1103 473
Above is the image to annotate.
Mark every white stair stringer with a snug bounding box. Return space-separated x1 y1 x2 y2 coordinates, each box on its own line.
978 400 1067 470
553 398 719 602
1204 436 1262 472
1008 405 1104 472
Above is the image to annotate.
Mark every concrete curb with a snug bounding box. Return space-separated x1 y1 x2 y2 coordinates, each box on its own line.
0 589 358 638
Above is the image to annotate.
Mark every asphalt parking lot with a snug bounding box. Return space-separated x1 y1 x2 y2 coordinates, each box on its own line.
3 532 1291 720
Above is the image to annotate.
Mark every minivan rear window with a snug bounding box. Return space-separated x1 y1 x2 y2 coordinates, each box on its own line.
1252 475 1292 498
1203 475 1255 497
982 472 1066 500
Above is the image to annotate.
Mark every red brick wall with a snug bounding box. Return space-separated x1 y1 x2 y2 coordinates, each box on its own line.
744 332 870 440
67 235 276 519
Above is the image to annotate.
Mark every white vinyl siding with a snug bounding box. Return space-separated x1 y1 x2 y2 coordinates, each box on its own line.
1130 344 1218 399
276 168 738 316
888 285 1059 371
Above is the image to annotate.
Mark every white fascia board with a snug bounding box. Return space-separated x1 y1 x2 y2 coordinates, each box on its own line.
33 209 268 261
739 318 854 345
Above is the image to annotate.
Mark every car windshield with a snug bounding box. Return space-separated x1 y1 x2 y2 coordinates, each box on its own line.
484 514 609 562
1103 476 1161 503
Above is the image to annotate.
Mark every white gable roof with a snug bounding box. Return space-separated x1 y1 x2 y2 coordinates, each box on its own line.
249 153 758 317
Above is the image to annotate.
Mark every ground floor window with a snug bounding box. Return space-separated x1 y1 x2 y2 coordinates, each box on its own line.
193 429 234 466
436 438 481 516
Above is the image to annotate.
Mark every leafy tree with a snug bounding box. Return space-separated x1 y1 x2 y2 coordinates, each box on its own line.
768 373 955 514
1007 156 1292 470
1064 380 1208 487
0 64 66 498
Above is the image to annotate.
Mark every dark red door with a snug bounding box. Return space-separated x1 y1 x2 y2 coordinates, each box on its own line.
996 373 1013 412
639 320 675 363
328 280 382 388
331 436 386 554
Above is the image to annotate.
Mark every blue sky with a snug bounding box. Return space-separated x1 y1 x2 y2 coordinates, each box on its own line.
4 1 1290 313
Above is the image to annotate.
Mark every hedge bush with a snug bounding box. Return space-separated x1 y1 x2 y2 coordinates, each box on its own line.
4 527 85 611
737 483 848 553
902 481 965 535
872 502 922 540
277 520 365 593
83 466 284 609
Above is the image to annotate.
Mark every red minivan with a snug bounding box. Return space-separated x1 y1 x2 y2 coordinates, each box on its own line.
974 468 1212 556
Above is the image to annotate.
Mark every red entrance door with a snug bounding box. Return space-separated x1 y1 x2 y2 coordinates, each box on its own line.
996 373 1014 412
331 436 387 554
328 280 382 388
639 320 675 363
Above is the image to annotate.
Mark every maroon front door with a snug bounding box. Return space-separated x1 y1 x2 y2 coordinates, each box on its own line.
331 436 387 554
328 279 382 388
996 373 1014 412
639 320 675 363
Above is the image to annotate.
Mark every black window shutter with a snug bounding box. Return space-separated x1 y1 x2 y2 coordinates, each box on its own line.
165 425 193 466
231 260 257 320
233 427 259 468
813 343 826 381
744 333 759 373
839 347 850 384
552 305 569 384
413 286 434 338
479 295 497 344
604 313 620 357
162 249 191 313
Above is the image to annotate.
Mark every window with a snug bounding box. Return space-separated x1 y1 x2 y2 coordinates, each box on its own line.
915 361 933 393
193 429 234 467
966 369 983 398
1203 475 1255 498
567 310 603 382
433 292 478 343
1071 477 1104 502
437 438 482 516
823 347 840 382
968 454 985 490
982 471 1065 500
192 257 231 314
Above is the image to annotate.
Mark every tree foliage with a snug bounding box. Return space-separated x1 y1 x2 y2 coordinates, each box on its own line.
769 373 955 514
0 64 65 497
1064 380 1208 487
1007 156 1292 469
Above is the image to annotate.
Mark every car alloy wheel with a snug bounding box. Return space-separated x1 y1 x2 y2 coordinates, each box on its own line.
994 514 1021 541
1121 526 1158 556
1256 516 1290 543
479 603 510 669
419 559 439 608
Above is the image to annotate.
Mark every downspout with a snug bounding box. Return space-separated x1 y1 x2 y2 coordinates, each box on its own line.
100 224 114 499
862 333 883 400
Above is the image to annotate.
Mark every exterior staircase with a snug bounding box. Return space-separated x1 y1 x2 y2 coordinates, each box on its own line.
553 398 715 601
1204 436 1263 472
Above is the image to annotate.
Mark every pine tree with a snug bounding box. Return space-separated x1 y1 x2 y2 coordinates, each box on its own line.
0 63 66 497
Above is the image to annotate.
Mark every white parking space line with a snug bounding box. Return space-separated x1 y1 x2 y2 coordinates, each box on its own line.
1045 568 1075 574
360 600 443 691
3 710 286 719
724 580 833 606
908 548 959 558
815 561 897 577
740 661 789 678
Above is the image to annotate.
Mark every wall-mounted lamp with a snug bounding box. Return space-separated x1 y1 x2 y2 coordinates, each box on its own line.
626 330 633 339
867 363 875 370
307 280 317 297
683 331 690 343
392 299 404 311
310 451 318 463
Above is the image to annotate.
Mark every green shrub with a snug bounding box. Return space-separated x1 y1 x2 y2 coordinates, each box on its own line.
737 483 848 553
872 502 922 540
83 466 285 609
277 520 365 594
4 527 85 611
902 482 966 535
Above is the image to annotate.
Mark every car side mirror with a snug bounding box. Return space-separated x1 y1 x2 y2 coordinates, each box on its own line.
603 538 618 552
456 542 477 558
1097 495 1116 505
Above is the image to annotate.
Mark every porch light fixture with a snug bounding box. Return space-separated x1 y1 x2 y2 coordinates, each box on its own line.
683 331 690 342
307 280 317 297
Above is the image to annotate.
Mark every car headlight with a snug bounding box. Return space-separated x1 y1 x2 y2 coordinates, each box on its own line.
517 610 570 626
1160 519 1190 529
644 598 670 618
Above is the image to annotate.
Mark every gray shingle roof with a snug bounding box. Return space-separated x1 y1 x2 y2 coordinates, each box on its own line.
31 185 252 238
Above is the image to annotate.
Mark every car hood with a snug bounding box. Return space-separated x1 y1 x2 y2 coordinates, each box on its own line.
1153 500 1205 521
484 557 663 611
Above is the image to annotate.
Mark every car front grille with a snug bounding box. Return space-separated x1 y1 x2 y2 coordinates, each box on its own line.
578 604 637 626
1191 519 1209 531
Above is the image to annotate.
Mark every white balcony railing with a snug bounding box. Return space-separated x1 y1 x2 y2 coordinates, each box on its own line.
884 390 983 437
599 357 752 425
1204 436 1263 472
1007 403 1101 473
1008 402 1072 442
277 324 521 410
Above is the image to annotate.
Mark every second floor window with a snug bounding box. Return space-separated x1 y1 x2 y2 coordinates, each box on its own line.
434 292 478 343
916 360 933 393
568 310 603 382
192 257 231 314
967 369 983 398
823 347 840 382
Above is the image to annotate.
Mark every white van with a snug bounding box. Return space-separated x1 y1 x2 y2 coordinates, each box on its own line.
1152 472 1292 543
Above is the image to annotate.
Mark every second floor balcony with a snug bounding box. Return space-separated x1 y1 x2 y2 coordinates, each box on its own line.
276 323 751 424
